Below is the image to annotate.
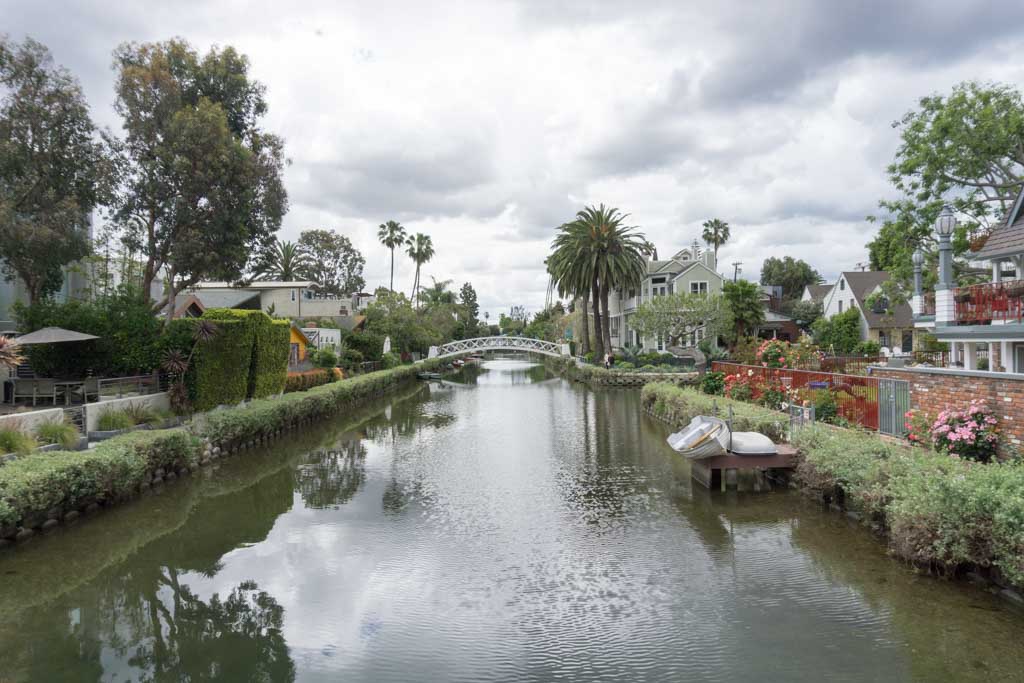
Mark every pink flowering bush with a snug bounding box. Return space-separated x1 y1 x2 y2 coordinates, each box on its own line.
755 339 795 369
929 400 999 463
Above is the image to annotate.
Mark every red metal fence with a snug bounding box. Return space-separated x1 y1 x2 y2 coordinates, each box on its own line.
712 361 881 430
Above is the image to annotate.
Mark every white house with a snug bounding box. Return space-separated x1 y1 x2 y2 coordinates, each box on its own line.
820 271 922 354
177 281 361 323
605 240 724 352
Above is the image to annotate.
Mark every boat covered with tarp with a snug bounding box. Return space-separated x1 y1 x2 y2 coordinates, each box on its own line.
667 415 778 459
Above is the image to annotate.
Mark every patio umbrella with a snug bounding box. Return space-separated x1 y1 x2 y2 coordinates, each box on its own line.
383 336 392 355
15 327 100 345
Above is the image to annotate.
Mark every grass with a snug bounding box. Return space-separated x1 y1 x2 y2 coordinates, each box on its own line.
96 410 136 432
35 421 80 449
0 427 38 456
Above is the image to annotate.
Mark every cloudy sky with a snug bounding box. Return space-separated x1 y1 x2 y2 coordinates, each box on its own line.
7 1 1024 318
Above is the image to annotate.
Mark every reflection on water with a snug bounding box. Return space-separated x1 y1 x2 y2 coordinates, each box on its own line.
0 360 1023 682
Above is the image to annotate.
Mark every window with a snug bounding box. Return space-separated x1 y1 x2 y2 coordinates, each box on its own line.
838 300 843 312
628 289 636 299
840 279 845 291
656 333 664 351
690 281 709 295
879 331 889 348
652 276 666 284
901 331 913 353
851 298 855 310
668 283 674 295
291 289 296 302
610 317 619 335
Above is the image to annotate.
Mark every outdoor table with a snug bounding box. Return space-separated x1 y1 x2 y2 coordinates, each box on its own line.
54 381 85 406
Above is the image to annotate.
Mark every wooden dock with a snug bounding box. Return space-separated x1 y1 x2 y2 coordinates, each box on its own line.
690 444 798 490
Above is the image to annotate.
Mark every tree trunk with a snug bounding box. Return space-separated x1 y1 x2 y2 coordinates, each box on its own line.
591 276 604 362
600 280 612 354
390 248 395 291
579 290 590 356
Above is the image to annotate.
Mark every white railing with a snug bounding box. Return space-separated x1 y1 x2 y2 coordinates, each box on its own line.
428 336 570 359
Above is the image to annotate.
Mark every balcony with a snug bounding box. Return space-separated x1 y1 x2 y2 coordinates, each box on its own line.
954 280 1024 324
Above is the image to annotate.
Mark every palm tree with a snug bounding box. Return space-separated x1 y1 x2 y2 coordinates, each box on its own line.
548 225 593 356
406 233 434 308
0 336 23 370
420 277 456 307
378 220 407 291
549 206 650 361
701 218 730 262
255 239 310 281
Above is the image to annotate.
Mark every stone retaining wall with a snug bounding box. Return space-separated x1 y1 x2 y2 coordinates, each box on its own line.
869 365 1024 452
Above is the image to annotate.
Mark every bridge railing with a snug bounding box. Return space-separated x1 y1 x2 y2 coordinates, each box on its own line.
428 336 571 359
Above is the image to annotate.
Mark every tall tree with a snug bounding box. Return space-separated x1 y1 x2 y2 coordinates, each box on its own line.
459 282 479 332
722 279 765 343
420 277 455 307
868 81 1024 285
547 249 590 356
550 205 649 360
0 37 112 303
701 218 731 261
405 233 434 308
377 220 407 292
759 256 821 301
253 238 310 281
297 229 365 295
111 39 287 314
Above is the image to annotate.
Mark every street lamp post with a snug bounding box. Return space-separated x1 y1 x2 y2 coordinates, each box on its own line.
912 247 924 316
935 204 956 290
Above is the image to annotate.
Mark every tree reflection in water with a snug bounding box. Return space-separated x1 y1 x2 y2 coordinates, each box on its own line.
294 438 368 509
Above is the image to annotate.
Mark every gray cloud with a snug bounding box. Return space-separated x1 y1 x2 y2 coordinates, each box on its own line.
5 0 1024 317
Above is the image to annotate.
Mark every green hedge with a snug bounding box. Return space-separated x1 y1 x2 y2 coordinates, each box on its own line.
285 369 333 393
0 429 201 530
197 310 289 404
547 356 698 387
792 425 1024 588
641 382 788 441
192 319 250 411
197 360 439 448
255 320 291 398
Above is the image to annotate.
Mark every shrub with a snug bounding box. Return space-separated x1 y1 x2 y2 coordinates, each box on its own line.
929 400 999 463
791 424 1024 588
97 409 136 432
312 348 339 369
0 427 37 455
584 351 595 364
381 352 401 369
339 347 364 370
198 361 440 448
723 371 755 402
853 340 882 356
35 421 80 449
756 339 795 368
615 361 636 370
700 371 725 395
730 336 760 365
346 331 385 361
642 382 787 441
285 369 333 393
0 429 201 529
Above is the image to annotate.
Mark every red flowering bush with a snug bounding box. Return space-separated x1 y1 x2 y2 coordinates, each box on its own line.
903 409 933 446
724 371 757 402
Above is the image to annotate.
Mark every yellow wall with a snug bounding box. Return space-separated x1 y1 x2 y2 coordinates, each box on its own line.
867 327 927 351
289 327 309 361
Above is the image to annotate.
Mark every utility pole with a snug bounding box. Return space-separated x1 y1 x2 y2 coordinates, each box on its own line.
731 262 742 282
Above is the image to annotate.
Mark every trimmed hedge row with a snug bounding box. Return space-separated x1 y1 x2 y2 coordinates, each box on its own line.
641 382 789 441
0 429 201 532
198 360 438 449
547 356 698 387
285 369 334 393
791 425 1024 589
0 361 439 540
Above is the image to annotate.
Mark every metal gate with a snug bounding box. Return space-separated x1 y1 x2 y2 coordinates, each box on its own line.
878 378 910 436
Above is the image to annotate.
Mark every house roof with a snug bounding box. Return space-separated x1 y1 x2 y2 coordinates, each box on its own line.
194 280 315 290
972 184 1024 259
175 290 260 310
805 283 832 301
841 271 914 329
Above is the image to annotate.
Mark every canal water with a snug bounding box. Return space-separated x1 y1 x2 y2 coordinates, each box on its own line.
1 358 1023 682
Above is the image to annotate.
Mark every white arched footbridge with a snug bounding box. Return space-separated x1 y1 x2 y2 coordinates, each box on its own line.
428 336 571 360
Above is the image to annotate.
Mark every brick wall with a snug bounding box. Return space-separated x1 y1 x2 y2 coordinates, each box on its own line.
870 366 1024 451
